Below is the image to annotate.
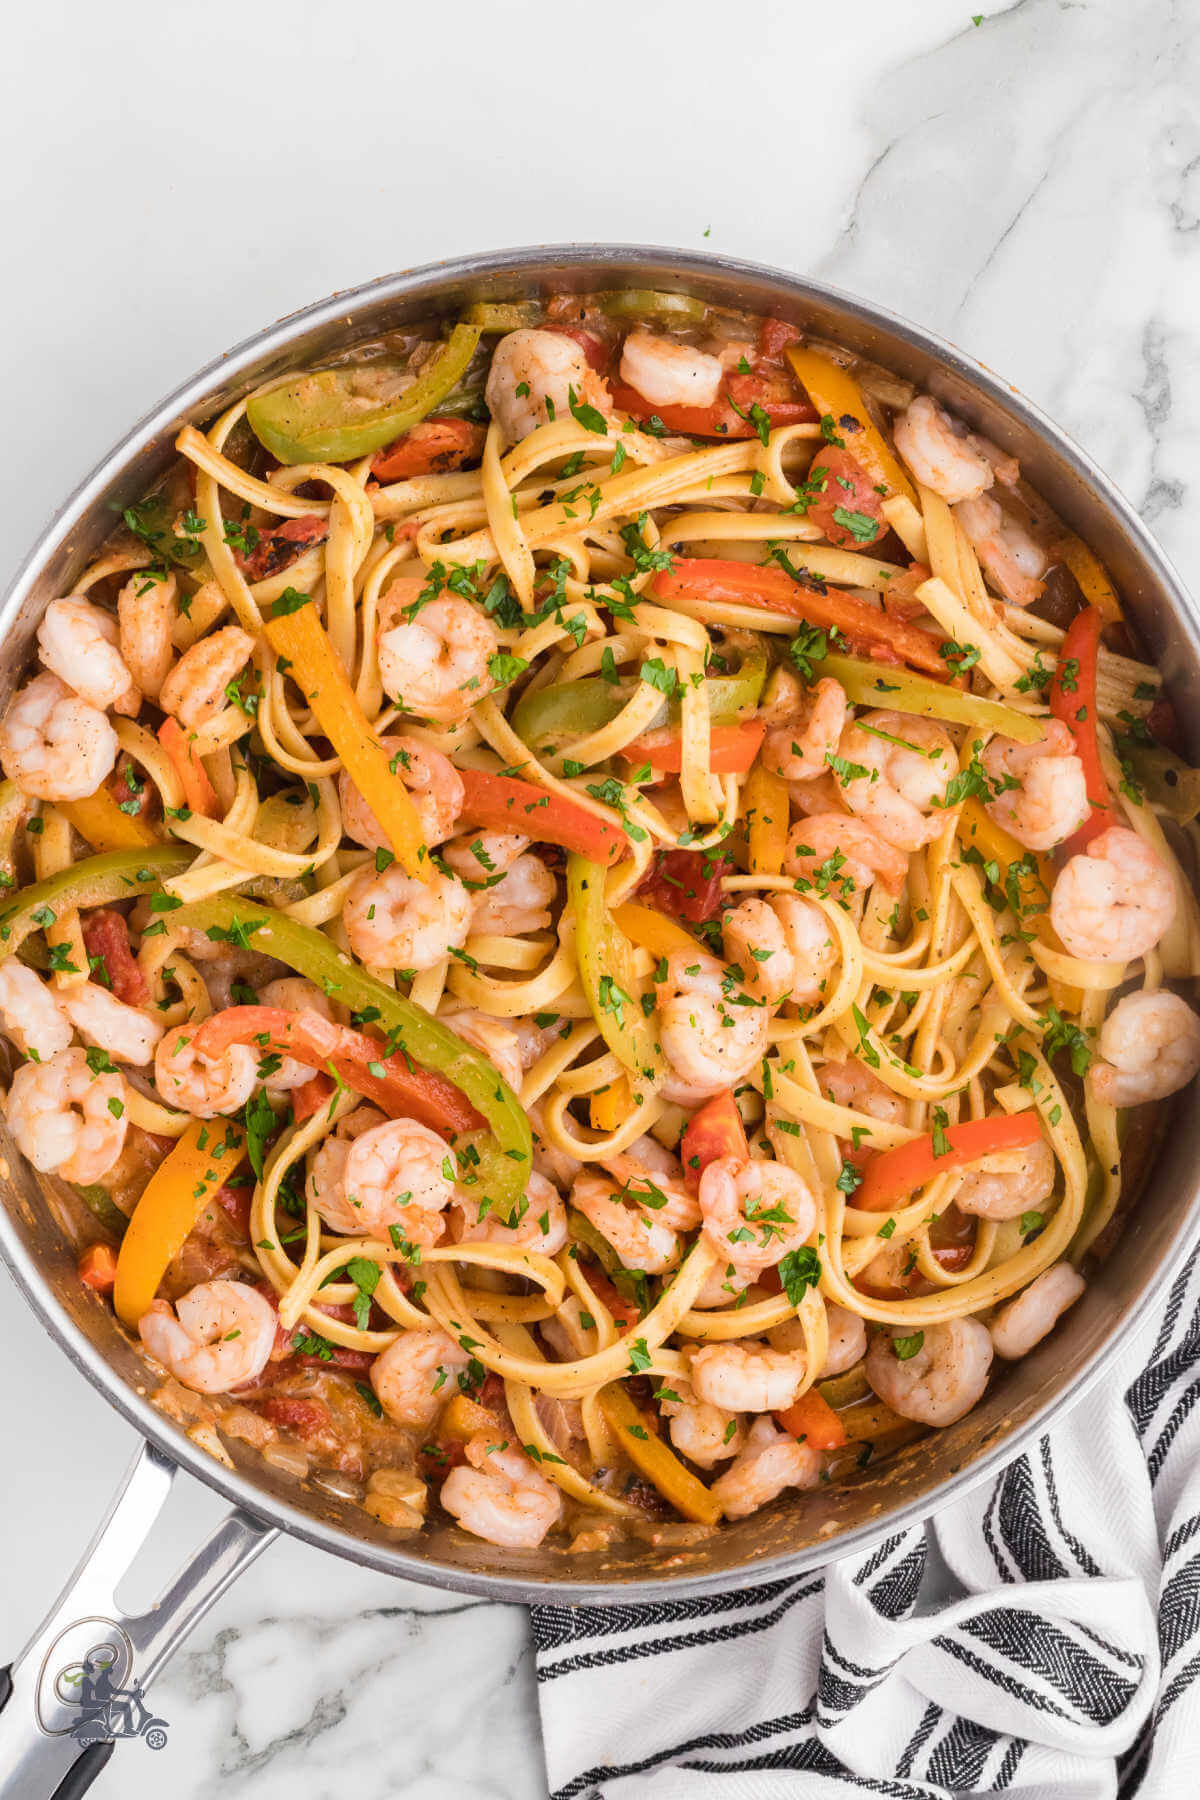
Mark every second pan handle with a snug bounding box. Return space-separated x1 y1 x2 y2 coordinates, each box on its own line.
0 1438 276 1798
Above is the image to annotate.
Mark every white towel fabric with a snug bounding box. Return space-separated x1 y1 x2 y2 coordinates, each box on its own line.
532 1253 1200 1799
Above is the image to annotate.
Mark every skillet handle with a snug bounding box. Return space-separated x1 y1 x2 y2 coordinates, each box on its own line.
0 1437 277 1798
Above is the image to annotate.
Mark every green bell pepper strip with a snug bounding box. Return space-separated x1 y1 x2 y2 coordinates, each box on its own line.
600 290 707 325
170 894 531 1214
0 846 193 963
74 1183 130 1238
819 654 1045 744
567 1206 624 1276
568 855 665 1084
464 300 545 332
512 643 768 753
1120 742 1200 822
246 322 483 465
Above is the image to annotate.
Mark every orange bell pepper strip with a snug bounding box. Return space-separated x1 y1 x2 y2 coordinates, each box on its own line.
620 720 765 775
457 767 627 865
264 598 427 878
784 346 918 505
113 1117 247 1325
610 902 696 961
651 560 950 678
589 1075 631 1133
679 1089 749 1194
1052 534 1122 624
598 1383 723 1525
62 787 159 851
372 418 486 482
78 1242 119 1294
745 763 790 875
1049 604 1118 851
776 1388 847 1451
157 718 219 819
855 1112 1044 1214
191 1006 483 1135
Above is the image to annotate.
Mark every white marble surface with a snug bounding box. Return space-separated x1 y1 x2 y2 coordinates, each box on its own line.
1 0 1197 1794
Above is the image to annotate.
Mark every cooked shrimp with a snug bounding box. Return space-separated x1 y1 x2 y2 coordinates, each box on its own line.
981 720 1089 852
456 1170 567 1255
0 963 71 1062
954 1135 1056 1222
36 597 138 714
816 1059 906 1129
1050 827 1176 964
692 1260 755 1309
834 711 956 852
991 1263 1085 1360
137 1279 276 1394
369 1327 470 1427
1089 989 1200 1106
722 893 837 1007
864 1318 993 1426
698 1156 816 1274
710 1416 822 1519
159 625 254 729
659 1383 744 1468
619 330 723 410
783 814 908 896
377 587 499 723
467 854 556 936
689 1339 807 1412
441 1432 563 1550
761 678 848 783
600 1149 700 1229
340 735 464 852
0 673 118 802
529 1097 582 1193
307 1116 457 1243
569 1170 680 1273
61 982 163 1066
768 1300 867 1377
656 951 769 1105
485 328 611 445
117 571 177 702
343 864 471 971
441 830 528 884
954 495 1048 608
440 1008 524 1092
154 1026 257 1117
893 395 994 505
6 1046 127 1185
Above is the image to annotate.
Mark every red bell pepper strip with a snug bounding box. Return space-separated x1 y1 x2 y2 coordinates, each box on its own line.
680 1090 749 1194
775 1389 847 1450
371 418 486 482
291 1072 335 1122
637 848 731 923
651 560 950 678
621 720 765 775
1049 604 1118 850
78 1243 119 1294
854 1113 1045 1214
609 381 815 440
456 767 627 865
192 1006 483 1135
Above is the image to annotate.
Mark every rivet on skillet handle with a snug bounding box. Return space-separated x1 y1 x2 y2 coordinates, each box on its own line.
0 1439 276 1798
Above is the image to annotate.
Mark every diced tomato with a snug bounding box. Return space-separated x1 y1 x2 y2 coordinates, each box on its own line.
371 418 486 482
583 1263 643 1329
111 754 157 821
297 1304 376 1371
775 1389 847 1450
214 1184 252 1233
77 1243 118 1293
418 1438 468 1479
757 316 804 365
609 380 816 440
680 1090 749 1193
546 325 610 373
238 514 328 583
292 1073 335 1122
621 720 765 776
81 909 148 1006
882 562 932 624
456 767 627 866
804 447 885 550
262 1396 333 1436
637 848 731 922
1146 696 1181 753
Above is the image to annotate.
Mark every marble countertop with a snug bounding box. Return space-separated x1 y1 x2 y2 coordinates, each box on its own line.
2 0 1196 1793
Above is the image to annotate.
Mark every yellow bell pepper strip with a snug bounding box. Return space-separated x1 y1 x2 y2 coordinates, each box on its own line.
589 1075 631 1133
0 779 27 891
113 1118 247 1325
568 855 665 1084
784 346 918 504
744 763 789 875
246 322 482 465
1051 532 1123 624
0 845 192 965
600 290 708 324
598 1383 723 1525
62 786 160 851
610 902 697 960
820 654 1045 744
955 799 1081 1012
169 894 531 1215
265 596 427 877
464 300 545 332
1120 742 1200 823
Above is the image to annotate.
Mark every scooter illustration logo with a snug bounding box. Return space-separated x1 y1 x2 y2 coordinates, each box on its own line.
63 1647 169 1751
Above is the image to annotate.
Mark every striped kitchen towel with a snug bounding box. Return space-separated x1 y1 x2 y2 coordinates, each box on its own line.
532 1252 1200 1799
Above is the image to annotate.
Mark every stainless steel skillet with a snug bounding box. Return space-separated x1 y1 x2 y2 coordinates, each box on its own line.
1 245 1197 1797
